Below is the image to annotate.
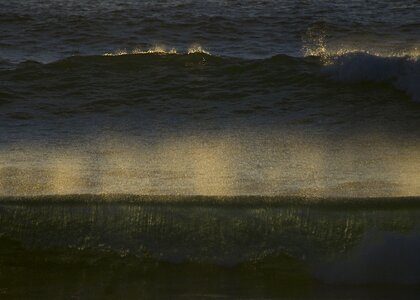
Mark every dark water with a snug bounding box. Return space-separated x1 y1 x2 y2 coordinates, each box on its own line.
1 0 419 62
1 0 419 140
1 195 420 299
1 0 420 298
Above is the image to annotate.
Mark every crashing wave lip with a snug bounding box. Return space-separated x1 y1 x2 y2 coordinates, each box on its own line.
103 46 177 56
187 44 211 55
132 45 178 55
301 27 420 63
103 44 210 57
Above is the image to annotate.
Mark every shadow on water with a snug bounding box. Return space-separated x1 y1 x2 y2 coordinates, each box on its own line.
1 196 420 299
1 236 420 300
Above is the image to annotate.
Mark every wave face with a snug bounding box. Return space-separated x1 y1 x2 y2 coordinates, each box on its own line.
323 52 420 102
0 52 419 135
1 195 420 298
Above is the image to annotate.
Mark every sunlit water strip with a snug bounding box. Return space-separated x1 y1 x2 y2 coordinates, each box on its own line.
1 131 419 197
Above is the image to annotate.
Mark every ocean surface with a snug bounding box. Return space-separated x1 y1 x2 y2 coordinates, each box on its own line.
0 0 420 299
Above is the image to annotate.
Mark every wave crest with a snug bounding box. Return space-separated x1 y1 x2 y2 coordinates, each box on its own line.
103 44 210 57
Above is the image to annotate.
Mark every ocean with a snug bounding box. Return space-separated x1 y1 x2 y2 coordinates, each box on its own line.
0 0 420 299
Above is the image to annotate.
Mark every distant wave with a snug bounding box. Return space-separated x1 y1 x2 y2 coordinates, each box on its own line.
103 44 210 56
2 49 419 108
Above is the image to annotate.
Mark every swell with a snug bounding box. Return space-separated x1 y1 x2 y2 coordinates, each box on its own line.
0 52 318 121
2 51 419 104
1 51 419 141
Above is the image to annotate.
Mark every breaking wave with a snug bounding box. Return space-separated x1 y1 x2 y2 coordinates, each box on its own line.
3 48 419 104
301 31 420 102
1 195 420 285
322 52 420 102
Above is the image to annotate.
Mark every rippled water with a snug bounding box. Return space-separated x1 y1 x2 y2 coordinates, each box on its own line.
1 1 420 298
1 0 420 197
1 0 419 62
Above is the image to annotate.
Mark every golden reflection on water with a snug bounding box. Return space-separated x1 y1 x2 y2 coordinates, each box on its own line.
0 132 419 197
